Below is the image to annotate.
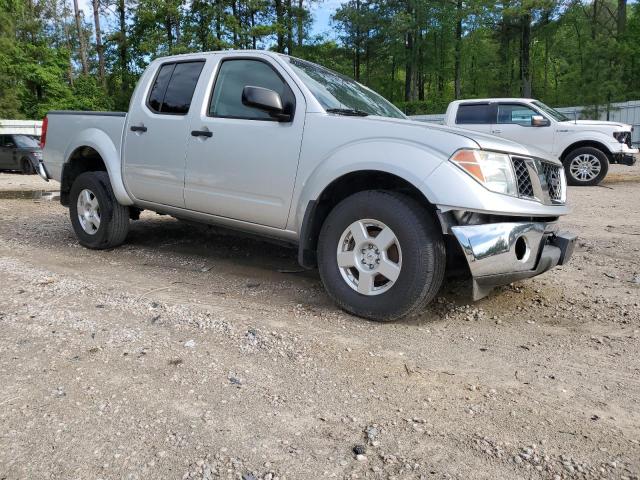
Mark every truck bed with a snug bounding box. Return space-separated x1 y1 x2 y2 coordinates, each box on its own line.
43 111 127 184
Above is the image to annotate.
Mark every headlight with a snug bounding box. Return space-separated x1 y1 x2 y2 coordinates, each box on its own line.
449 149 517 196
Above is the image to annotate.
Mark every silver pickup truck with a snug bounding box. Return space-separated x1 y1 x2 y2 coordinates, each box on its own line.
39 50 576 321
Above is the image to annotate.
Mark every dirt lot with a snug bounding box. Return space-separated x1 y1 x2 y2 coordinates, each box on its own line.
1 166 639 480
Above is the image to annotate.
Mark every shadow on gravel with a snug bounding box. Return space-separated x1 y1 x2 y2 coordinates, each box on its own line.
126 216 317 279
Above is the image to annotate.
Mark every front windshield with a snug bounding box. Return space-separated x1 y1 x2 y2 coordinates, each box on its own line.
13 135 40 148
287 57 406 119
532 100 569 122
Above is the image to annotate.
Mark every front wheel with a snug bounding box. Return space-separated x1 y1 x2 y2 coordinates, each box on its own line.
317 190 446 322
20 158 35 174
563 147 609 186
69 171 130 249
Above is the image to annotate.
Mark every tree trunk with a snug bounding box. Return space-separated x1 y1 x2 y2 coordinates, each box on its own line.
390 55 396 102
117 0 128 93
166 16 174 52
617 0 626 36
520 11 531 97
61 0 74 86
353 0 361 81
274 0 285 52
285 0 293 53
216 1 222 44
251 10 257 49
92 0 105 84
454 0 462 99
297 0 304 47
72 0 89 75
404 31 413 101
231 0 238 47
498 10 510 96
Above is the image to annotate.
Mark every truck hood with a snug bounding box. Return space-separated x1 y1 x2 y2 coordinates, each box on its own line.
560 119 632 130
401 119 560 164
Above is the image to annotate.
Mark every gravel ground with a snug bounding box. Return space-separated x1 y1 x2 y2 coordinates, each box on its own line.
0 165 639 480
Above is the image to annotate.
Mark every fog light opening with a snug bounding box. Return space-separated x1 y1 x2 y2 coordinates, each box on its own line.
515 236 529 262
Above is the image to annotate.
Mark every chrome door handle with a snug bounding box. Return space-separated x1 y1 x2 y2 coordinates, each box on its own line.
191 130 213 138
491 129 502 134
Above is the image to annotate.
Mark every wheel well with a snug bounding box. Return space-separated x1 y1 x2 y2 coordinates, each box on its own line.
560 141 612 162
60 147 107 206
298 171 439 268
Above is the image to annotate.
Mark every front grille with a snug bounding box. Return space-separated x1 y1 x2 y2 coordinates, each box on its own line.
512 157 534 198
511 156 563 203
540 162 563 202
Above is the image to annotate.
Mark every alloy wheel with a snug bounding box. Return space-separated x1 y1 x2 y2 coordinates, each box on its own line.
76 188 101 235
336 219 402 296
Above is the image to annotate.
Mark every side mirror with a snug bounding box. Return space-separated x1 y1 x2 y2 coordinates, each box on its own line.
242 86 291 122
531 115 550 127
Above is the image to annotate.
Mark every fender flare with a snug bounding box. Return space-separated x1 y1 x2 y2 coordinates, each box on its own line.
62 128 133 206
558 133 616 160
290 139 445 234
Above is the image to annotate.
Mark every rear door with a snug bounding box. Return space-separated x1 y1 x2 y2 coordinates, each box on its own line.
183 55 305 228
123 59 205 207
453 102 495 134
491 103 554 153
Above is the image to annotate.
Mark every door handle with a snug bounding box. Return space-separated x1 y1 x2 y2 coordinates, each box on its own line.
191 130 212 138
491 129 502 134
130 125 147 133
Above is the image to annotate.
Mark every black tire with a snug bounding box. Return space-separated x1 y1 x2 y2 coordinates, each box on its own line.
562 147 609 186
317 190 446 322
20 158 35 175
69 171 130 249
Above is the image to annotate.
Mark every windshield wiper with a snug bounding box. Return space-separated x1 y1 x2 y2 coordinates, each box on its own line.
326 108 369 117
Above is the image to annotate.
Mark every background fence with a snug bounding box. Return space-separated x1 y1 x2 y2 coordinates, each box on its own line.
411 100 640 146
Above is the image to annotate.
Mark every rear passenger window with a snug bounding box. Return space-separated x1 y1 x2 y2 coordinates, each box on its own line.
456 104 494 124
147 61 205 115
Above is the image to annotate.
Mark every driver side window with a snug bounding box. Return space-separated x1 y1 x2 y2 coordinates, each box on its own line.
497 104 540 125
208 59 295 121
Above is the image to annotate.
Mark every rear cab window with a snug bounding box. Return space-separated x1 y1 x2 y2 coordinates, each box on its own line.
147 60 205 115
455 103 495 125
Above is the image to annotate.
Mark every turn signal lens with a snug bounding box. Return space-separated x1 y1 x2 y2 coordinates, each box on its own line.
450 149 517 196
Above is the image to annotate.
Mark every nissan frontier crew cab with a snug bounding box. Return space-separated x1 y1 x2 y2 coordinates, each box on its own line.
38 51 576 321
443 98 638 186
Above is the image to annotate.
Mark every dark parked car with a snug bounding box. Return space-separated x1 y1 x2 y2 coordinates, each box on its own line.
0 134 42 174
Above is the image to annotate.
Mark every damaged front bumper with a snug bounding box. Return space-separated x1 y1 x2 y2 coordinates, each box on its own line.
451 221 576 300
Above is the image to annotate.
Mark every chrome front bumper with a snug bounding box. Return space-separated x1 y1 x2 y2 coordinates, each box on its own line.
36 161 50 182
451 222 576 300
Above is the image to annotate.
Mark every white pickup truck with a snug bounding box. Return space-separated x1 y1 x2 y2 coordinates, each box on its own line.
38 51 576 321
443 99 638 186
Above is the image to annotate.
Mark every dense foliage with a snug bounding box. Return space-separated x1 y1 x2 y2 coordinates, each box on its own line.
1 0 639 118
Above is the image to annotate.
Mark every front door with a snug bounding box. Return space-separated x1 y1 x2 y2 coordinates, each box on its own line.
0 135 16 169
492 103 554 155
123 59 206 207
184 56 305 229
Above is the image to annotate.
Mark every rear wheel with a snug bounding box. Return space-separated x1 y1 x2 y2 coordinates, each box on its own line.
69 171 130 249
317 190 445 322
563 147 609 186
20 158 35 174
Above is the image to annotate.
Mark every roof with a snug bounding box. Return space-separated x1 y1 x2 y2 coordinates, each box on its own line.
450 98 536 104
